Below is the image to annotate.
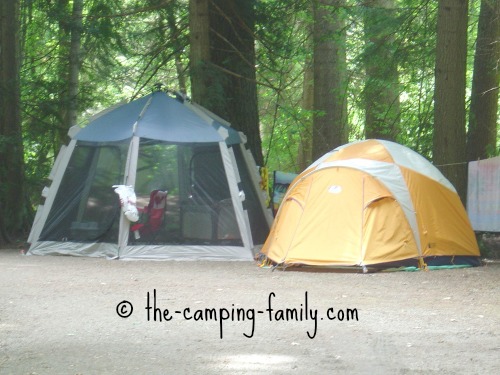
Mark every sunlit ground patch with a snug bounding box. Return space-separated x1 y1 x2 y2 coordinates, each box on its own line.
212 354 296 372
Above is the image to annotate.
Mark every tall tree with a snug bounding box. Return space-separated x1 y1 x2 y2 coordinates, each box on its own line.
0 0 26 243
467 0 500 160
190 0 215 105
363 0 400 140
312 0 348 160
213 0 263 166
56 0 71 146
189 0 263 165
433 0 469 203
64 0 83 132
297 55 314 171
296 5 314 171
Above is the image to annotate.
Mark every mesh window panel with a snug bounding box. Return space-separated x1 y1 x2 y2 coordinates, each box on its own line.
40 141 127 243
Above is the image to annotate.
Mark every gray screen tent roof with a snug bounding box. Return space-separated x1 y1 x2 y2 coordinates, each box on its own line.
74 91 241 144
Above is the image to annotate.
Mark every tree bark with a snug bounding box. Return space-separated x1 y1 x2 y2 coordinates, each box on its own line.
190 0 263 165
64 0 83 131
312 0 348 160
210 0 263 165
433 0 469 203
189 0 216 108
297 56 314 170
363 0 400 141
57 0 70 146
0 0 25 243
467 0 500 161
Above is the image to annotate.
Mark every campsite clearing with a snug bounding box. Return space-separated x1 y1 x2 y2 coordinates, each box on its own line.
1 248 499 374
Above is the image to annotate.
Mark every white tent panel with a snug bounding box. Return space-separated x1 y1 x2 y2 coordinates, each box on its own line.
378 139 456 192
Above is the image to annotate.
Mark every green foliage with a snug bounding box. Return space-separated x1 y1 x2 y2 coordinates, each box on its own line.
256 0 485 168
255 0 311 172
20 0 190 208
16 0 497 214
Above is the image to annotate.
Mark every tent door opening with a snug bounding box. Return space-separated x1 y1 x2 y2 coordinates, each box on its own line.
130 141 243 246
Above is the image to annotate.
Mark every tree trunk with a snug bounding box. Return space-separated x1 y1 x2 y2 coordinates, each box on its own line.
209 0 263 166
433 0 469 203
297 57 314 170
363 0 400 140
190 0 263 165
57 0 70 147
64 0 83 131
189 0 217 111
467 0 500 161
0 0 25 243
312 0 348 160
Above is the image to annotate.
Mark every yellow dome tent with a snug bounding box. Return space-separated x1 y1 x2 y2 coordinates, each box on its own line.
260 140 480 271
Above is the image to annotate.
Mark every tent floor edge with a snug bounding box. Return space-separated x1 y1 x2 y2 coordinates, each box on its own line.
255 255 482 273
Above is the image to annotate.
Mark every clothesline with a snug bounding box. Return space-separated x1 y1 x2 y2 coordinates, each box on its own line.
434 161 468 167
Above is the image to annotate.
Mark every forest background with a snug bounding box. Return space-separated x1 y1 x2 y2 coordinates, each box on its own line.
0 0 499 245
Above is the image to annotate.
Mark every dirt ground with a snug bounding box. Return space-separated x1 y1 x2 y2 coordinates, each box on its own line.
0 248 499 375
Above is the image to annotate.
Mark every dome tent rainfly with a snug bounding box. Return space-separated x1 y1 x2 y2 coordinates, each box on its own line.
259 139 481 271
28 90 273 260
